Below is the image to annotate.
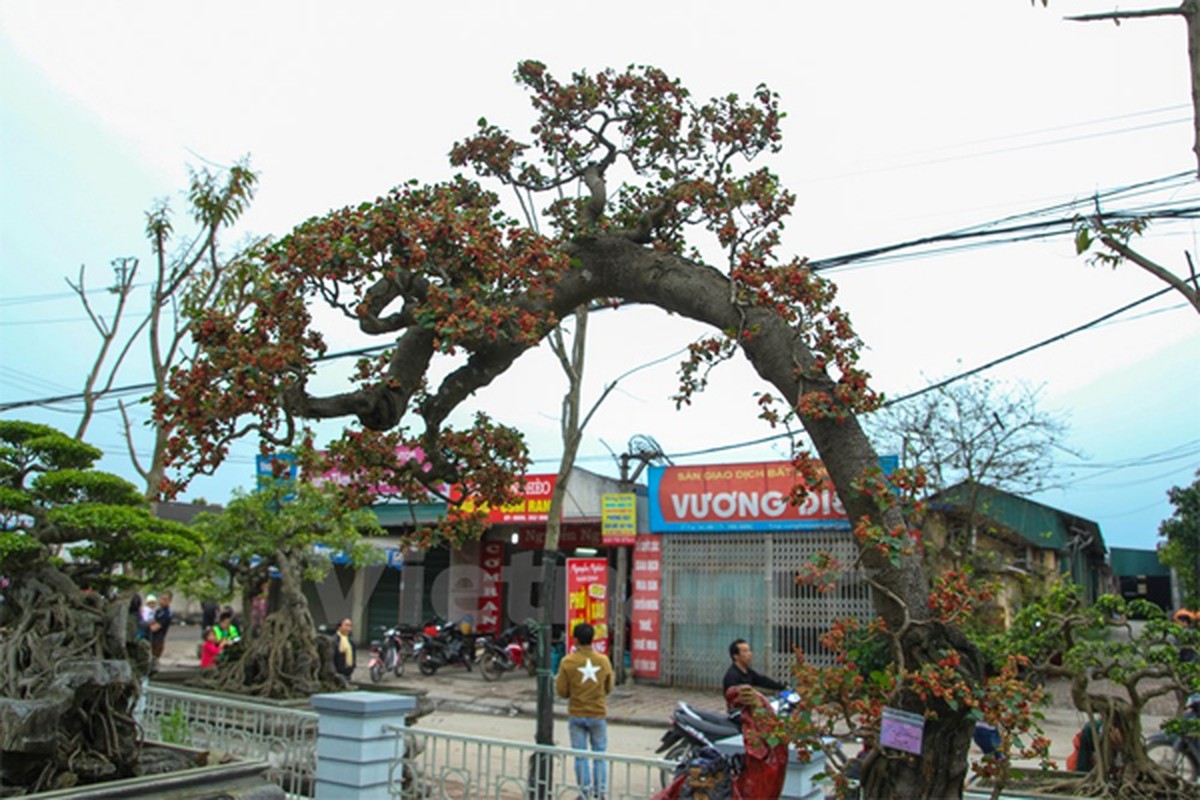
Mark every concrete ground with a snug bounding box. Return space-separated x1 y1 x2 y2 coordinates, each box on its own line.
156 630 1172 770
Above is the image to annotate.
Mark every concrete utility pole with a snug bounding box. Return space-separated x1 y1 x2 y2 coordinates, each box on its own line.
612 435 671 685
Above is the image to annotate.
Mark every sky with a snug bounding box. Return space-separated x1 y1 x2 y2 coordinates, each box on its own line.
0 1 1196 551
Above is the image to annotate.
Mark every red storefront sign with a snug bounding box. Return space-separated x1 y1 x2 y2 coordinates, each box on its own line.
460 474 558 523
565 558 609 655
476 541 505 634
630 535 662 678
648 461 847 532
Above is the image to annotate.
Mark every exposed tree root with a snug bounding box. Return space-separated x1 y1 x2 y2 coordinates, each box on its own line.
0 565 148 794
198 559 341 699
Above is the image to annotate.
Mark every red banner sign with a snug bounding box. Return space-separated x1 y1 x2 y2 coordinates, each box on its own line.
476 541 505 634
630 535 662 678
565 558 609 656
460 474 558 523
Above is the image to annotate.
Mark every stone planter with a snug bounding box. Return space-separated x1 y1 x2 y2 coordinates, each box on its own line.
969 769 1090 800
16 744 284 799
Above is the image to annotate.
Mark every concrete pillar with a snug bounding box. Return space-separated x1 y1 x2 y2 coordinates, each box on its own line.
311 691 416 799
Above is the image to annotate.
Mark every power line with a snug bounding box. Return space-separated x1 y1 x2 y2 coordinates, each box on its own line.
663 285 1181 461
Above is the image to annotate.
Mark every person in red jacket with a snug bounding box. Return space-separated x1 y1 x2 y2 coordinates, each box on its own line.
556 622 614 799
199 627 222 668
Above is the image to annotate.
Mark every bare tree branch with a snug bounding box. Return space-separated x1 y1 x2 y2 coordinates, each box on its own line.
1067 2 1200 176
1099 234 1200 312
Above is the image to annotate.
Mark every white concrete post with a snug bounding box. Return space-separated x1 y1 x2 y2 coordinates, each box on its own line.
311 691 417 799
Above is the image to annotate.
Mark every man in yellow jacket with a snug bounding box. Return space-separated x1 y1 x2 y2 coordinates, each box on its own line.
556 622 614 799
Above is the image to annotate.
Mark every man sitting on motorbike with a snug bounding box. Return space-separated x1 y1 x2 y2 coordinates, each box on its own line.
723 639 785 709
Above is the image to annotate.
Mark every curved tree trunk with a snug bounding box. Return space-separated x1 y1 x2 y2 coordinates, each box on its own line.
860 624 983 799
566 236 975 796
287 231 980 796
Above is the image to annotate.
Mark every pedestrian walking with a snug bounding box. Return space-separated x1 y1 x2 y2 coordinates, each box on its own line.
556 622 614 800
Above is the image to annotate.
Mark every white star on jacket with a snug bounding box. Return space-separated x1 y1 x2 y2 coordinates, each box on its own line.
577 657 601 684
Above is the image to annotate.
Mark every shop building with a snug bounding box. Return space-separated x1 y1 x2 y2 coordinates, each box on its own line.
305 467 645 644
637 459 889 690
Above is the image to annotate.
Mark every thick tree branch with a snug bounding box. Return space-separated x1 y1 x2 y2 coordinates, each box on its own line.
1066 6 1185 22
1099 235 1200 312
282 232 924 626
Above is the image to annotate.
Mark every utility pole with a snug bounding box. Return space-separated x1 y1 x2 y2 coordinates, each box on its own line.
611 435 670 685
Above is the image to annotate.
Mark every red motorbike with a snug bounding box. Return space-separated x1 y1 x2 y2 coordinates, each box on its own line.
477 623 538 681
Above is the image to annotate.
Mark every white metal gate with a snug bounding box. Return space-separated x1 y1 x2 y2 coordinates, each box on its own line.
659 530 872 688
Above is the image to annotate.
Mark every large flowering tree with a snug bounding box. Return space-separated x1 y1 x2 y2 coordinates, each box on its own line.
160 62 979 798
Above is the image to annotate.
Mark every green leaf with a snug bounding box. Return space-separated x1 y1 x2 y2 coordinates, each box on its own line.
1074 227 1092 255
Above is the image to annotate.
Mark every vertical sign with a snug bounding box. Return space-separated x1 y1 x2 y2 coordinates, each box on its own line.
565 558 609 655
630 535 662 678
477 541 504 635
601 492 637 546
255 453 298 501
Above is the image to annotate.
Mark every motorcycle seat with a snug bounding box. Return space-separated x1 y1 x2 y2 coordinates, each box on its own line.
674 710 739 742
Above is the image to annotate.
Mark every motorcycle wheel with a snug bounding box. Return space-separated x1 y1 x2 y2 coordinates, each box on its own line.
480 652 505 682
524 653 537 677
394 655 405 678
418 655 438 676
660 739 697 788
1146 738 1200 782
369 662 384 684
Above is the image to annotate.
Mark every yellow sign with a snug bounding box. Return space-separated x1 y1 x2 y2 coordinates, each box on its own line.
601 493 637 546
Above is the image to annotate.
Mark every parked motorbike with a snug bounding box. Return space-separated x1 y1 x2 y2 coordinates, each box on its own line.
417 619 474 675
478 622 538 681
1145 693 1200 782
368 624 420 683
655 688 800 770
653 686 793 800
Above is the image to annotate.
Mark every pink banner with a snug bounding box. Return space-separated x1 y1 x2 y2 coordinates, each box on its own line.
565 558 609 655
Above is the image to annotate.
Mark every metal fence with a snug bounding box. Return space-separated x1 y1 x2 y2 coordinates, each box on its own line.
141 684 318 797
387 725 674 800
660 531 873 688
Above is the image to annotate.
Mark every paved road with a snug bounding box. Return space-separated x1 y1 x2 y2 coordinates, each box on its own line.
156 631 1172 769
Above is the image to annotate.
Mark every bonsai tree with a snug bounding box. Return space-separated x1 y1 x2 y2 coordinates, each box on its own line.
188 468 385 698
157 62 988 797
997 584 1200 799
0 421 201 793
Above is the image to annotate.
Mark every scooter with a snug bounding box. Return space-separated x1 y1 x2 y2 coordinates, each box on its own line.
653 687 793 800
655 689 800 768
368 625 419 683
1144 693 1200 782
478 623 538 681
416 620 474 675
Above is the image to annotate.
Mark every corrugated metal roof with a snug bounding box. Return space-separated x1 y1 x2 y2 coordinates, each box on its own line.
929 481 1104 555
1109 546 1169 577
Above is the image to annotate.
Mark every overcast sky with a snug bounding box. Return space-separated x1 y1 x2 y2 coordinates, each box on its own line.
1 1 1196 550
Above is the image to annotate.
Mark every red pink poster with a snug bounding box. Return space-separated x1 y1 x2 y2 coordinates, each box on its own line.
565 558 609 655
630 535 662 678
